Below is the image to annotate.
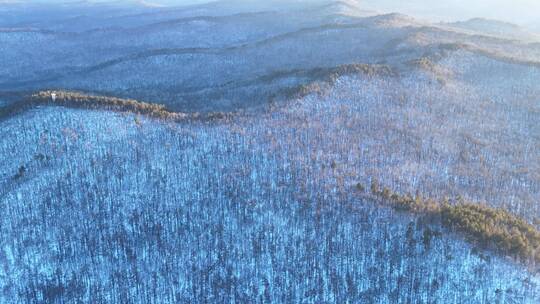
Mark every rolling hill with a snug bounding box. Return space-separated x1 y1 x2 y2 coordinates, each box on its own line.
0 0 539 302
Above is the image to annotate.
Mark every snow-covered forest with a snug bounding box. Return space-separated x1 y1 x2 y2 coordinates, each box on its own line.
0 0 539 303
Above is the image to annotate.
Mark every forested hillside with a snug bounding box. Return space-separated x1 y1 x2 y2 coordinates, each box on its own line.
0 0 539 302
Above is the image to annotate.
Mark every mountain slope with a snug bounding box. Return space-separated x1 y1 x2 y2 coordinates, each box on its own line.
444 18 540 42
1 1 539 303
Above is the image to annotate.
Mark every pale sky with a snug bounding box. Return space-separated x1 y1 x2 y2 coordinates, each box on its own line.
163 0 540 29
5 0 540 29
361 0 540 28
137 0 540 28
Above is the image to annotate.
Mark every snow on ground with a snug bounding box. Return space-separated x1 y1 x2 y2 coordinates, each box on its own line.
1 0 539 302
0 105 539 303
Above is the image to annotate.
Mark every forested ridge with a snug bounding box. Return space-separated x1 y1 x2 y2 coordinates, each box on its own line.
2 0 540 302
8 89 540 268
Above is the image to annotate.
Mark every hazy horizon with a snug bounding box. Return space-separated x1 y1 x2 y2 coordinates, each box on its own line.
3 0 540 30
2 0 540 302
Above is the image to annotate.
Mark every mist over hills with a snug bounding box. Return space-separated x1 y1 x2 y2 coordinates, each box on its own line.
444 18 540 42
0 0 539 303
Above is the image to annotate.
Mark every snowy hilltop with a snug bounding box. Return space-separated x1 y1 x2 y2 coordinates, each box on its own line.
0 0 539 303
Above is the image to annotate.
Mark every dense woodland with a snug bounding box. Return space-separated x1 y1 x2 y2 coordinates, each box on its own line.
1 0 540 303
367 180 540 264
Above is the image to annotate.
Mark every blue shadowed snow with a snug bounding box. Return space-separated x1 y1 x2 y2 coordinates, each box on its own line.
0 103 538 303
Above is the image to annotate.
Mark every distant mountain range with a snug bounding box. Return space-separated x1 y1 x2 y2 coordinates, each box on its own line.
444 18 540 41
1 1 539 303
